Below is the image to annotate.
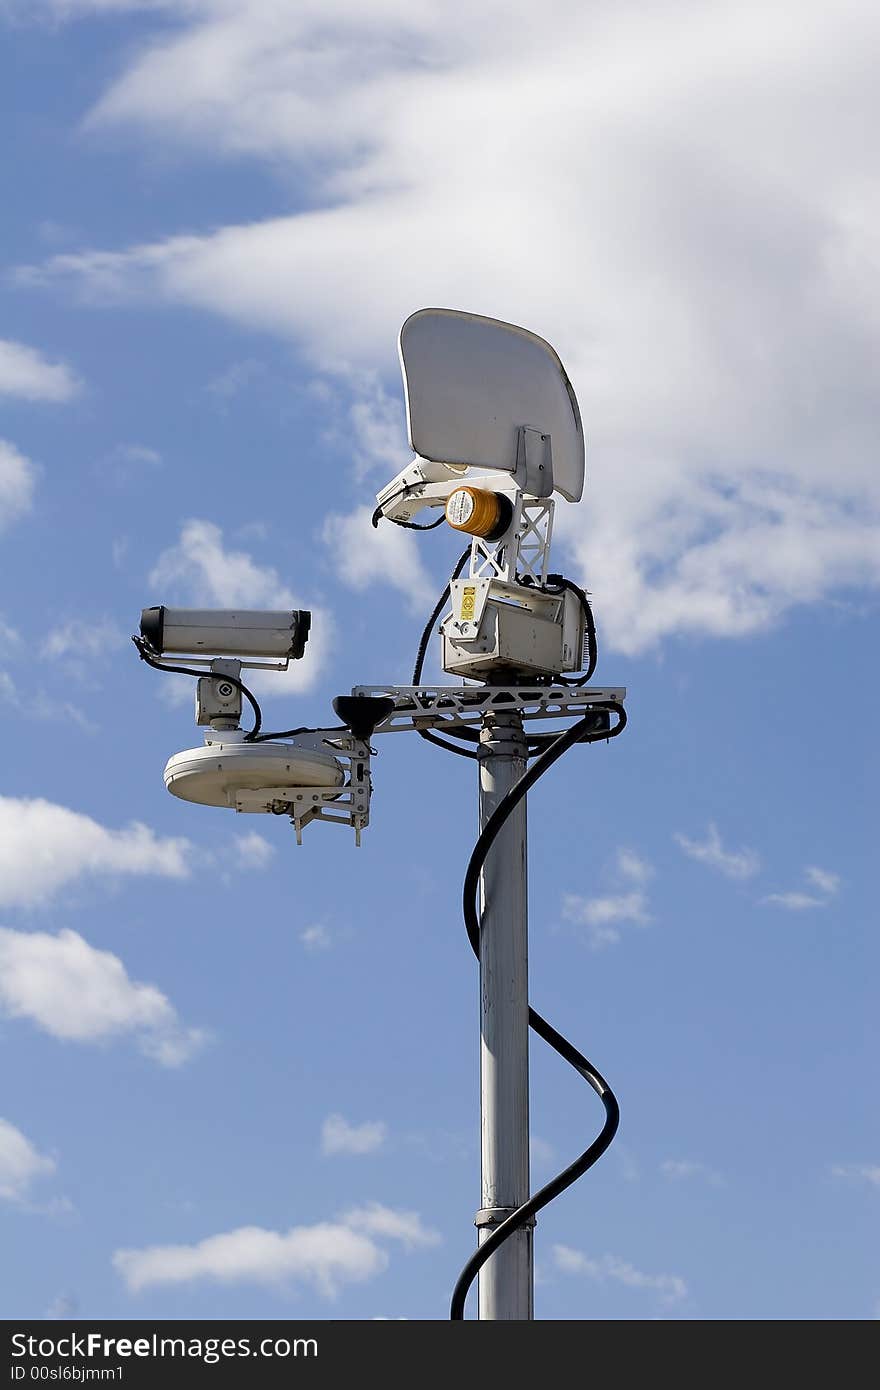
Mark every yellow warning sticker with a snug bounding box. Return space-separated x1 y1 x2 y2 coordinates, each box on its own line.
461 586 477 621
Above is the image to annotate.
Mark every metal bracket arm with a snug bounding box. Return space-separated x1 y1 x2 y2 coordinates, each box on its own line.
351 684 626 736
232 734 373 844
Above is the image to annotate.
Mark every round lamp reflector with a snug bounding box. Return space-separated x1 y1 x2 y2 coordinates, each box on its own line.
164 740 344 811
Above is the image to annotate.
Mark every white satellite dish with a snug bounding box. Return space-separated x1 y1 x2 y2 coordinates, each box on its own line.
398 309 585 502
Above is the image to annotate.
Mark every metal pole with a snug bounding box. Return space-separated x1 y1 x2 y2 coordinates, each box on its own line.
476 709 533 1319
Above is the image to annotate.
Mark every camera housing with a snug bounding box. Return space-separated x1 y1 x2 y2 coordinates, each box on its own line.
140 607 310 661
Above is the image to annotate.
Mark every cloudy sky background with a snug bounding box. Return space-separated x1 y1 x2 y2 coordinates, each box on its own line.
1 0 877 1319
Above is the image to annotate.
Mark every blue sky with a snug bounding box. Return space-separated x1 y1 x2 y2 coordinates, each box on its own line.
1 0 877 1321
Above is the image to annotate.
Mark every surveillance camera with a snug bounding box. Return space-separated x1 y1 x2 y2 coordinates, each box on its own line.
139 607 311 661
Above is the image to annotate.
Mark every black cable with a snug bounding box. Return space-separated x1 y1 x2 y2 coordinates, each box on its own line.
250 724 347 744
417 722 577 758
449 701 626 1320
416 728 481 759
550 575 597 686
132 636 264 740
411 546 472 685
410 547 478 759
134 636 351 750
520 573 597 687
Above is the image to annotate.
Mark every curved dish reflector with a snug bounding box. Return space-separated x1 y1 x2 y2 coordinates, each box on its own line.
399 308 585 502
164 740 344 811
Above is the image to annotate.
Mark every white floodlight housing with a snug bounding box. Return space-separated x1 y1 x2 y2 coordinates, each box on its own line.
374 308 584 525
140 607 310 662
163 737 345 813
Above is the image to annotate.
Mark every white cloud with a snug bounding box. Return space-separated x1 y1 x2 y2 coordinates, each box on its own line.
113 1202 438 1296
674 822 760 879
18 0 880 651
42 617 125 660
321 1113 387 1157
230 831 274 870
805 866 840 895
617 849 653 884
760 891 824 911
562 848 653 947
0 1118 56 1203
831 1164 880 1189
0 671 17 704
320 506 434 613
577 923 621 950
3 687 95 733
0 658 98 730
0 927 205 1065
114 1221 385 1298
0 670 95 731
43 1294 78 1319
0 439 36 531
346 377 412 482
567 889 647 934
142 1026 207 1069
553 1244 687 1304
115 443 160 465
761 865 840 910
97 442 163 486
0 338 80 402
339 1203 441 1250
149 518 293 608
0 616 21 647
147 519 331 697
566 891 650 926
0 795 191 908
661 1158 725 1188
300 923 332 953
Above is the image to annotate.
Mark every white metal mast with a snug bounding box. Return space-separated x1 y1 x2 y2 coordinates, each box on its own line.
476 709 533 1318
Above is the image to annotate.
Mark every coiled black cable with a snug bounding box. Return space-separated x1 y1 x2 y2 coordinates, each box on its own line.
132 635 340 746
449 701 625 1319
132 635 265 739
546 575 598 686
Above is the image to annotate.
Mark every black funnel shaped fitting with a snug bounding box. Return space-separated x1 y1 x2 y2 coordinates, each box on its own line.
577 708 612 739
332 695 396 741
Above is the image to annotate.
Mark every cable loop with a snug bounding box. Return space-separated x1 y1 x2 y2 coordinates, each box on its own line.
448 703 626 1319
132 635 264 740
